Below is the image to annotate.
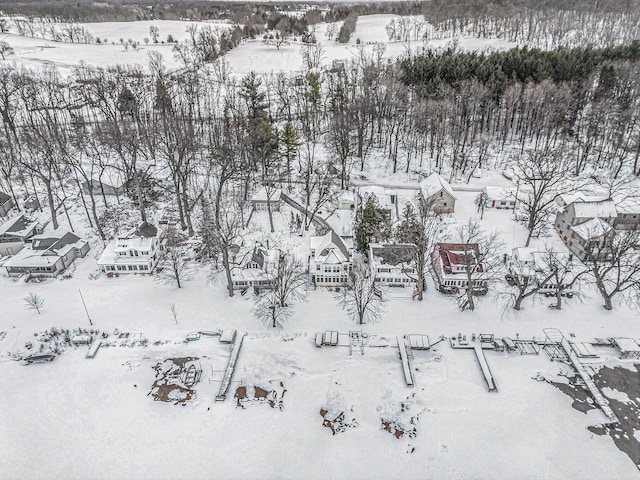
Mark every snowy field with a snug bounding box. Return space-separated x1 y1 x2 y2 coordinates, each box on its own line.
0 15 517 75
1 191 640 479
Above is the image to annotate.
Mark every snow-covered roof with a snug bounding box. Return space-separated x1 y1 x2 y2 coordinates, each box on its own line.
557 192 609 207
251 187 281 203
512 247 538 264
483 186 514 201
91 166 125 189
310 230 351 263
614 197 640 214
369 243 417 267
359 186 394 209
3 231 87 268
572 200 617 219
420 173 456 200
130 221 158 239
570 217 612 240
0 191 11 204
0 215 38 238
337 190 354 202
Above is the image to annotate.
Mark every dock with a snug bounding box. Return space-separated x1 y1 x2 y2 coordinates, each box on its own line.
473 345 497 392
544 328 618 424
86 339 102 359
215 331 246 402
397 336 414 386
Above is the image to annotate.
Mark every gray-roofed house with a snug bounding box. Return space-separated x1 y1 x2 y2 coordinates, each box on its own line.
368 243 418 287
554 196 617 260
309 230 353 287
0 191 13 217
0 214 40 257
3 231 89 278
419 173 456 213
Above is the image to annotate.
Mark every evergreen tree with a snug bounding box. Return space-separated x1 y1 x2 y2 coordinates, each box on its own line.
280 122 301 187
354 194 391 253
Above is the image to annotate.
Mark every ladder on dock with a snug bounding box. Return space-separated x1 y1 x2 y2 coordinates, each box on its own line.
397 336 414 386
215 331 246 402
543 328 618 424
560 337 618 424
473 345 497 392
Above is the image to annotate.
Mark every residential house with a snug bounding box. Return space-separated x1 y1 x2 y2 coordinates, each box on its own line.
356 186 397 221
83 167 125 197
0 191 13 217
230 244 279 291
483 186 516 210
0 214 39 257
309 230 353 287
431 243 487 294
3 231 89 278
369 243 418 287
613 197 640 231
251 187 281 212
509 247 577 294
419 173 456 213
97 221 163 274
554 197 617 261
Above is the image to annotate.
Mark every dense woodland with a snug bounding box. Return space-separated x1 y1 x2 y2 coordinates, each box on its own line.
1 2 640 310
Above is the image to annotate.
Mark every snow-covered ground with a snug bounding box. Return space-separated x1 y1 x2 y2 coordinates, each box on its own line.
1 190 639 479
0 12 638 480
0 14 517 75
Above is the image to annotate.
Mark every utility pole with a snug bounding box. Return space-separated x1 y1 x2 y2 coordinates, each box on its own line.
79 289 92 326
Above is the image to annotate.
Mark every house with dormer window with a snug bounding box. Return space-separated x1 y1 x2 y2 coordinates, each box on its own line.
97 221 163 274
309 230 353 287
4 231 89 278
431 242 487 294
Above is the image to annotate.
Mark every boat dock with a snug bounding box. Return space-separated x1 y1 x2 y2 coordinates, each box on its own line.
397 336 414 386
215 331 246 402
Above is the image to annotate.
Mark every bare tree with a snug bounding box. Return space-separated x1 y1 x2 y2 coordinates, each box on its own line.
581 229 640 310
253 293 293 329
24 292 45 314
454 219 505 311
157 228 192 288
513 148 581 246
0 41 13 60
253 252 307 328
336 259 384 325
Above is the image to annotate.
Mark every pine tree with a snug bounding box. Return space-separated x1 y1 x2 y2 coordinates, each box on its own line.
355 194 391 253
280 122 301 187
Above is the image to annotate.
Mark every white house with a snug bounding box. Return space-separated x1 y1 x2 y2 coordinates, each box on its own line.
97 222 163 275
309 230 353 287
509 246 577 294
483 186 516 209
419 173 456 213
369 243 418 287
4 231 89 278
230 244 280 291
0 214 40 257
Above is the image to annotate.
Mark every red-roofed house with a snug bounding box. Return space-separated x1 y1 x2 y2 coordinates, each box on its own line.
431 243 487 294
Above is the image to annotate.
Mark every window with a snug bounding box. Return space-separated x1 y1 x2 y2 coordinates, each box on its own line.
316 264 320 271
118 251 127 256
128 265 137 271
